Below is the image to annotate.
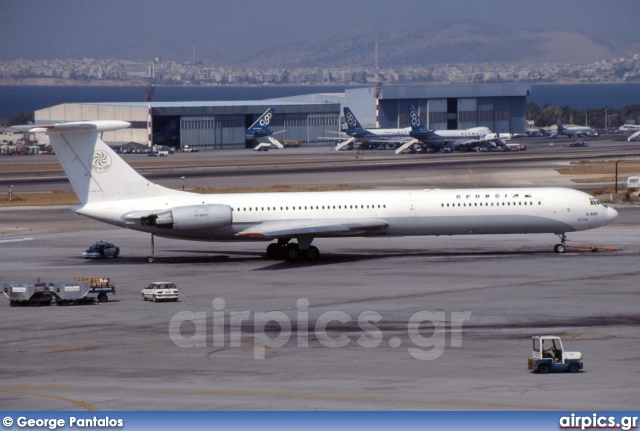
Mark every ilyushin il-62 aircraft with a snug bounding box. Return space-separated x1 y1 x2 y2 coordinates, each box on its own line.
12 121 618 263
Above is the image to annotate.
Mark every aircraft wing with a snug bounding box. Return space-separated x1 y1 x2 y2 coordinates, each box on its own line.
236 218 388 239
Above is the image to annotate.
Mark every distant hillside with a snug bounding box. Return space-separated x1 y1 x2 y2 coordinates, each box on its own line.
232 21 640 68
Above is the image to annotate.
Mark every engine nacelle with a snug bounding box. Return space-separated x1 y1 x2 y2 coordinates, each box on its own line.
124 204 232 230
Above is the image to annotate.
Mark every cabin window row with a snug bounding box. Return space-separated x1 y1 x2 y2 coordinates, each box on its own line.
441 201 541 207
235 204 387 212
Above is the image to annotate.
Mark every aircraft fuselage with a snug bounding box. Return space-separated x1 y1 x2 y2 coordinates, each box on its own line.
77 187 617 242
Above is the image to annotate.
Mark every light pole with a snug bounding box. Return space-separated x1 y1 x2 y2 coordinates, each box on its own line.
585 109 588 127
181 176 185 191
615 160 621 193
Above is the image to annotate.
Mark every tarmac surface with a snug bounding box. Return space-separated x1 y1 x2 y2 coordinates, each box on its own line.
1 139 639 411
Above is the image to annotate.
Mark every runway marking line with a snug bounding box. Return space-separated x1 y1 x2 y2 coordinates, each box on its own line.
0 387 98 411
240 337 272 351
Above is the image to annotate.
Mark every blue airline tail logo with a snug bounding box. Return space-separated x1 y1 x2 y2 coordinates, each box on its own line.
259 110 273 127
343 107 364 131
408 105 427 131
247 108 276 138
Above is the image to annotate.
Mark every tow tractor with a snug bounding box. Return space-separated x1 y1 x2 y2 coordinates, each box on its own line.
528 335 583 374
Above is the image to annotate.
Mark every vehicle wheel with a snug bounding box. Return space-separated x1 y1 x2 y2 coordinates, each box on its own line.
554 244 566 254
147 256 155 263
9 301 16 307
305 246 320 261
114 249 120 258
266 243 283 259
538 363 551 374
173 298 178 302
153 295 158 303
142 295 146 301
568 363 579 373
98 293 108 303
284 243 300 261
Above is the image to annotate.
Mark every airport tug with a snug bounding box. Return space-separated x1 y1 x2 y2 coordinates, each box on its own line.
528 336 583 374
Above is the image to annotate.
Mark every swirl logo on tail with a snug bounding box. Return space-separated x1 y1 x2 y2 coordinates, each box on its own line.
346 112 357 127
259 112 272 126
91 150 112 173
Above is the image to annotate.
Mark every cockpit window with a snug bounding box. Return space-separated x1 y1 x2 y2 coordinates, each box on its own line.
589 197 608 208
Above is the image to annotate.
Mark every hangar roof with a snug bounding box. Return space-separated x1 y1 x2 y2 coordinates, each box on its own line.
376 84 531 99
87 100 340 116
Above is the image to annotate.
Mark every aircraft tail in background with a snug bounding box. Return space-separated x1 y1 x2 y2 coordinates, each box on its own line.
246 108 276 139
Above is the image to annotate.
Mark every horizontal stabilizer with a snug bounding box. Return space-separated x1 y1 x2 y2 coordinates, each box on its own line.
11 121 131 134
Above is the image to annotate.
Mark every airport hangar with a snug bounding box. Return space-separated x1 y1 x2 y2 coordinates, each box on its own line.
32 83 530 151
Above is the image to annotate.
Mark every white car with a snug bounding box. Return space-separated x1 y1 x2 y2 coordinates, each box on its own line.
82 241 120 259
141 282 179 302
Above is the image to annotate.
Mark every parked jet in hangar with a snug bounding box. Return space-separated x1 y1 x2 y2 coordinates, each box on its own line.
335 107 413 150
556 118 596 138
395 105 496 154
245 108 284 149
12 121 618 262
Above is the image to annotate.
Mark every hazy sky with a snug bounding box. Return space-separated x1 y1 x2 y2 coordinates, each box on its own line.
1 0 638 62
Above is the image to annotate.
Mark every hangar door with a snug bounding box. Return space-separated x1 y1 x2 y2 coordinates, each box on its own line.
180 115 245 150
458 98 478 130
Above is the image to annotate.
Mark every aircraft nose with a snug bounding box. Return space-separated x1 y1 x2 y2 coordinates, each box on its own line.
607 206 619 224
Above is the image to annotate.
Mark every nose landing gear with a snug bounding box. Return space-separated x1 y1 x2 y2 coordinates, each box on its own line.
553 233 567 254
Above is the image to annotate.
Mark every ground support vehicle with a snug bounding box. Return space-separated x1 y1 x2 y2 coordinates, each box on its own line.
82 242 120 259
527 335 583 374
67 277 116 304
3 282 54 307
3 278 115 306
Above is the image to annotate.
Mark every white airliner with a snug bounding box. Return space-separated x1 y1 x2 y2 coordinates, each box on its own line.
334 107 413 150
618 124 640 133
12 121 618 262
556 118 596 137
396 105 497 153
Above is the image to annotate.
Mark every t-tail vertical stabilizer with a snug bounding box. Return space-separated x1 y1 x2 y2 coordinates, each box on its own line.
11 121 180 205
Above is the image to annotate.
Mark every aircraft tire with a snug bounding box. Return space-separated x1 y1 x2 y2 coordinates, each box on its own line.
266 243 284 259
284 243 300 262
147 256 155 263
554 244 566 254
305 246 320 261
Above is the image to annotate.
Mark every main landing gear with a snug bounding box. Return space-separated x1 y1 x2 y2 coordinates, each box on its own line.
266 238 320 262
553 233 567 254
146 233 156 263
